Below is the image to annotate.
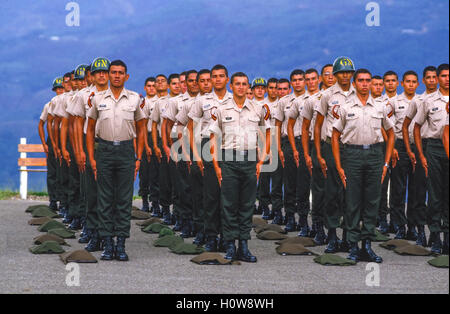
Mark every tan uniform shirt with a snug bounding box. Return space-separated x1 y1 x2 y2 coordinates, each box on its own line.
70 86 108 134
274 94 302 137
150 95 170 137
163 94 185 137
317 83 356 139
87 88 146 142
188 91 234 138
40 102 51 122
301 91 326 141
415 90 449 139
333 96 393 145
407 91 435 138
53 91 75 119
263 97 279 128
209 98 271 151
287 91 315 137
141 95 158 132
390 93 419 142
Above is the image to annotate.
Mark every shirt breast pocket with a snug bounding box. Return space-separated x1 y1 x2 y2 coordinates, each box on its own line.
345 114 359 130
122 106 136 121
98 104 112 120
371 113 383 129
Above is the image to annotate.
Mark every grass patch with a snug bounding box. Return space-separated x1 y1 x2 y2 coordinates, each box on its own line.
0 190 48 200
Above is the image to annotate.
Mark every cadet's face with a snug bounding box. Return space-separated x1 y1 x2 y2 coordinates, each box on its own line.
63 77 72 92
197 73 212 94
291 75 306 93
438 70 449 90
401 75 419 95
179 75 187 93
305 72 319 93
383 75 399 93
277 83 290 98
246 88 254 100
86 72 93 85
253 86 266 100
145 81 157 97
55 87 64 95
169 78 181 95
78 79 87 89
93 71 109 87
70 75 78 90
321 66 336 88
423 71 438 91
156 76 168 92
335 71 353 86
267 83 278 99
211 69 229 90
231 77 249 98
186 73 199 94
353 73 372 96
109 65 129 88
370 79 384 97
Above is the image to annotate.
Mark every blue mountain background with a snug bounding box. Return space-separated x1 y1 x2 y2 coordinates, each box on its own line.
0 0 448 192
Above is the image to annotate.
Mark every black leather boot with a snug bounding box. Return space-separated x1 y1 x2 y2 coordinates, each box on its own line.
415 225 427 247
62 212 72 224
193 231 206 246
395 225 406 239
284 214 296 232
204 236 218 252
68 217 82 230
151 202 162 217
58 206 67 218
217 235 226 253
100 237 115 261
430 232 442 255
180 219 193 238
261 207 272 220
309 221 318 238
237 240 257 263
224 240 237 260
406 225 418 241
378 215 389 234
85 231 102 252
115 237 129 261
271 209 283 225
347 242 360 263
442 233 449 255
313 222 327 245
325 229 339 253
297 215 310 237
254 204 262 215
49 200 58 212
172 216 182 232
141 195 150 212
78 228 92 244
360 240 383 263
339 229 351 253
162 206 172 225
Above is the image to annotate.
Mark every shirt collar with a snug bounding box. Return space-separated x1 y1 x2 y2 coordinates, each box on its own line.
105 88 128 101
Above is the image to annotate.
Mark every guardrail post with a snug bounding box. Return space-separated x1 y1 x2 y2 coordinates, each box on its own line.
20 137 28 200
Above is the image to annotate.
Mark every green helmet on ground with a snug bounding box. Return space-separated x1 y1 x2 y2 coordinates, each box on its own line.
332 56 356 74
91 57 111 74
52 77 63 91
74 64 88 80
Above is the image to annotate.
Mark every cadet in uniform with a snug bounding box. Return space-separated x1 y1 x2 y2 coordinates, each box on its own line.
370 76 384 99
38 77 64 212
315 57 356 253
139 77 159 213
414 63 449 255
86 60 146 261
320 64 337 91
188 65 233 252
246 88 254 100
210 72 271 262
332 68 395 263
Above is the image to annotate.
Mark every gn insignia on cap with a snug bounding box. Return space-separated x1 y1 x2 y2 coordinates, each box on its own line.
88 92 95 108
263 104 270 121
331 105 340 119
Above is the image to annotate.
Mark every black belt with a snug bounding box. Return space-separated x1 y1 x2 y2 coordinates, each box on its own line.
97 138 133 146
344 142 382 150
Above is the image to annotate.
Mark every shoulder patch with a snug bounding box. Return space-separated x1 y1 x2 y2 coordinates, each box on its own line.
140 94 146 109
386 102 394 118
211 108 217 121
88 92 95 108
263 104 270 121
331 105 340 119
446 102 449 114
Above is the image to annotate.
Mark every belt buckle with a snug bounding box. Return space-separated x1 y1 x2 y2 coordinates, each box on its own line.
113 141 120 146
363 144 370 150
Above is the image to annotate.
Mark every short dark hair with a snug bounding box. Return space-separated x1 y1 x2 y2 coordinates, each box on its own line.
305 68 319 77
267 78 278 85
372 75 383 80
383 71 398 81
321 64 333 75
110 59 128 73
185 70 198 80
70 70 75 75
64 72 72 79
437 63 449 76
402 70 418 81
180 71 187 78
145 77 156 85
353 68 372 81
85 65 91 72
290 69 305 81
423 66 437 78
278 78 290 85
230 72 249 84
156 74 167 81
211 64 229 77
196 69 211 81
168 73 180 84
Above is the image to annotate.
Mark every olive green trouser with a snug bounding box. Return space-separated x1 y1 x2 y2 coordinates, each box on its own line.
295 137 311 216
159 140 173 209
139 133 160 204
426 139 449 233
67 143 82 218
282 137 297 216
190 156 204 234
56 140 69 209
177 160 193 220
221 150 257 241
343 144 383 243
83 137 99 230
322 141 345 229
96 140 135 238
311 143 325 224
46 138 58 203
411 139 428 227
378 145 391 220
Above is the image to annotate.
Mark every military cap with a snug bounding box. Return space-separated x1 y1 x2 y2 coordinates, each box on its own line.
191 253 241 265
52 77 63 91
33 234 68 246
379 239 411 251
26 204 50 213
38 220 66 232
59 250 98 264
31 207 59 218
48 228 76 239
170 243 206 255
153 235 184 248
394 244 432 256
28 216 53 226
251 77 267 89
275 236 316 247
314 254 357 266
90 57 111 73
256 231 289 240
136 217 164 227
74 64 88 80
332 56 356 74
252 216 268 227
142 223 170 234
131 208 151 220
276 243 317 256
428 256 449 268
254 224 287 235
29 241 65 254
159 228 175 238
